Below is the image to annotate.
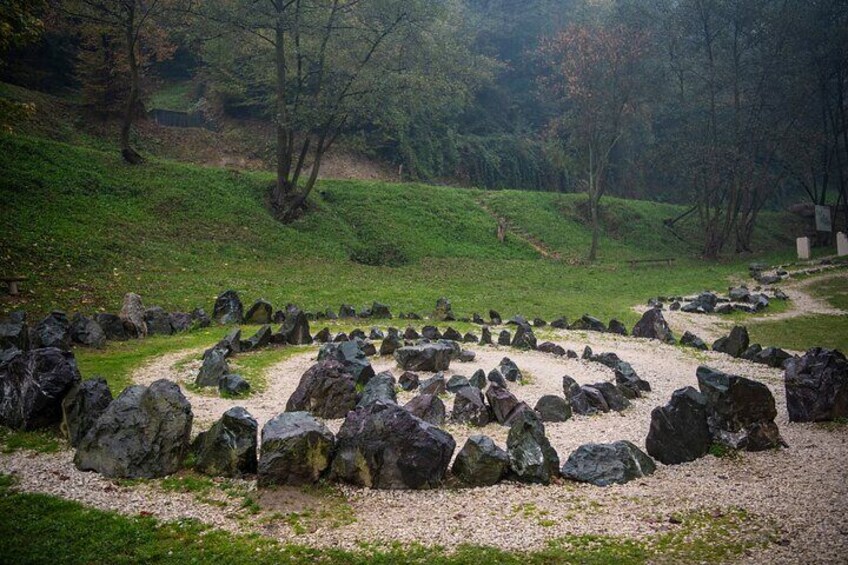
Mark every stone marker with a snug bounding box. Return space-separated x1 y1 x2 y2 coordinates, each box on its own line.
838 232 848 257
797 236 811 260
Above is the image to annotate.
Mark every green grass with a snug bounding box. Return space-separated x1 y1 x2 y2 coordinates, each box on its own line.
808 276 848 310
148 82 198 113
0 427 64 454
0 132 798 329
0 478 774 564
748 314 848 353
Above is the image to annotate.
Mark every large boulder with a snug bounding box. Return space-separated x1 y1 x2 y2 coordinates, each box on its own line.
434 297 455 321
241 325 272 352
614 362 651 397
581 385 610 413
631 309 675 344
443 327 463 341
0 348 81 430
480 326 493 345
394 344 453 372
563 375 593 415
534 395 571 422
329 401 456 489
168 312 194 333
421 325 442 340
380 334 402 356
244 300 273 324
143 307 173 336
120 293 147 338
784 348 848 422
592 382 631 412
511 324 537 350
485 384 522 425
451 386 490 426
277 306 312 345
258 412 334 486
196 347 229 387
69 314 107 349
697 366 784 450
446 374 470 393
318 341 375 386
506 410 560 485
570 315 606 333
645 387 710 465
499 357 522 382
286 360 358 419
213 290 243 325
452 435 508 487
33 311 71 350
497 330 512 345
712 326 750 358
404 394 446 425
371 302 392 319
61 378 113 447
216 328 242 357
538 342 566 356
469 369 487 389
0 315 30 351
681 331 708 351
399 371 420 391
561 441 656 486
419 374 446 395
218 374 250 396
755 347 792 369
193 407 258 477
357 371 398 408
74 379 193 478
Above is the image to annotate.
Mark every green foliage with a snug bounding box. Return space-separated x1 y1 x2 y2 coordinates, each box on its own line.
0 427 63 454
748 314 848 354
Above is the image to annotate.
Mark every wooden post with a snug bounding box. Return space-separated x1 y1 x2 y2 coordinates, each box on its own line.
497 219 506 243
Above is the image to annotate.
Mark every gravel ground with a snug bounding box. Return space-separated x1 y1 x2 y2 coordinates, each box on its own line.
2 279 848 562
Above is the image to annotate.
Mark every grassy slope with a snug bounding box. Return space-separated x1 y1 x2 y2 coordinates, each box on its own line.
0 133 796 326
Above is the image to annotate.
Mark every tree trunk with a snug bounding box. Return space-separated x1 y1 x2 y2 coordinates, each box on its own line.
588 195 600 262
271 8 292 212
120 9 143 165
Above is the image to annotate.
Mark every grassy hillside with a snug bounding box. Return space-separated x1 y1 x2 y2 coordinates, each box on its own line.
0 132 796 324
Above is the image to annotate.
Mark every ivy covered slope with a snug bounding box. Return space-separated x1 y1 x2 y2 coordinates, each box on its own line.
0 132 794 323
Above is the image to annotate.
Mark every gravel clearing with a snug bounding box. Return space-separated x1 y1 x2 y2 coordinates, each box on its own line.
3 282 848 562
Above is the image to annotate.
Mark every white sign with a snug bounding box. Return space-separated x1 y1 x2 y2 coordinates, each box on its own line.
815 205 832 232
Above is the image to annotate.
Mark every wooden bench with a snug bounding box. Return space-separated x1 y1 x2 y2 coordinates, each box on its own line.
1 276 26 296
627 258 676 268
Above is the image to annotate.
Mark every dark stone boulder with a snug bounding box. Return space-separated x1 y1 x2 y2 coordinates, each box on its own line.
196 347 229 387
120 293 147 338
443 327 463 341
497 330 511 346
372 302 392 319
534 395 572 422
614 362 651 397
168 312 194 333
277 306 312 345
511 324 537 350
219 374 250 396
608 319 627 335
215 328 241 357
561 441 656 486
404 393 445 425
631 309 675 344
463 332 479 344
74 379 193 478
551 317 568 329
359 340 377 357
241 325 272 352
339 304 356 318
358 371 397 408
394 344 452 372
452 435 508 486
712 326 750 358
434 297 455 321
784 348 848 422
499 357 522 382
681 331 708 351
191 308 212 328
697 366 784 450
318 341 375 386
563 375 593 415
507 315 528 326
645 387 710 465
506 410 560 485
1 316 31 351
258 412 334 486
0 347 81 430
592 382 631 412
472 313 485 324
419 374 447 396
741 344 763 362
582 346 594 360
333 332 349 342
329 401 456 489
144 307 173 336
729 286 751 302
755 347 792 369
480 326 493 345
446 375 470 393
399 371 420 391
451 386 490 426
314 327 332 344
533 317 547 327
69 314 106 348
380 334 403 356
244 300 273 324
581 385 610 413
213 290 243 325
404 327 421 340
590 352 622 369
358 306 372 319
33 311 71 350
192 407 257 477
485 384 523 425
571 315 606 333
487 368 506 388
369 327 385 340
538 342 566 356
489 310 502 325
421 325 442 340
286 360 358 419
469 369 487 389
61 378 113 447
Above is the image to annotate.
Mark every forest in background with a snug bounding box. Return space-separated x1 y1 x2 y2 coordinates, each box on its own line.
1 0 847 258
